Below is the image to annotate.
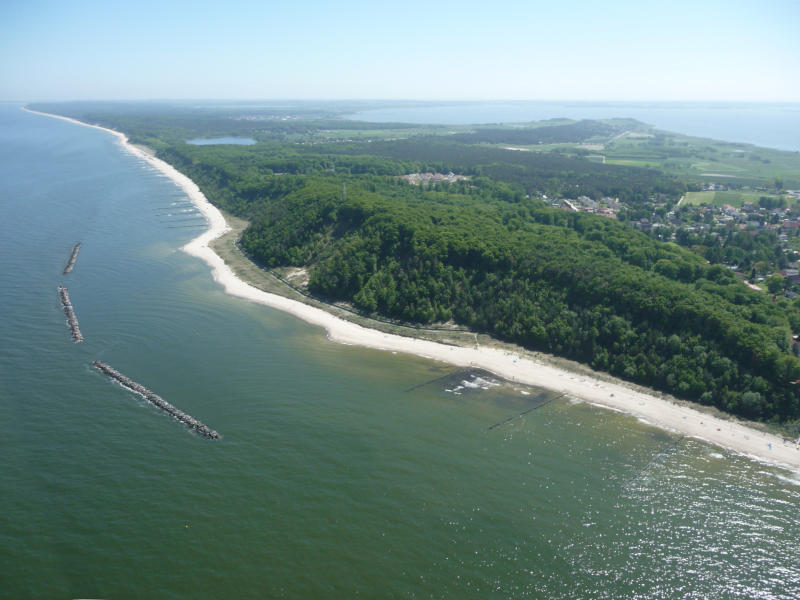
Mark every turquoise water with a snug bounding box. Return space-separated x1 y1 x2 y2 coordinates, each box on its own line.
2 104 800 598
351 101 800 152
187 136 257 145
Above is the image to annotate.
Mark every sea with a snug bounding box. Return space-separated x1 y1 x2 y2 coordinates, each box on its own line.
351 101 800 153
1 103 800 598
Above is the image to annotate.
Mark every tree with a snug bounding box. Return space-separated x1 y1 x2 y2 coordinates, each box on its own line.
767 273 785 295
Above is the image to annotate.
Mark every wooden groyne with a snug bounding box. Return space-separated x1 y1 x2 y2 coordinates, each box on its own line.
92 361 220 440
487 393 565 431
58 285 83 342
63 242 81 274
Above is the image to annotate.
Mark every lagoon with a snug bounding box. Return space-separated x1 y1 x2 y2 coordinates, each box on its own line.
187 136 256 145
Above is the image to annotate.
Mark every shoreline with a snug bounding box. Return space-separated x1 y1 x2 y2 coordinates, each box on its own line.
25 106 800 471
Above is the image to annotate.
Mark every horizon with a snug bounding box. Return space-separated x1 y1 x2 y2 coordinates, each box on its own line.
2 0 799 102
19 98 800 104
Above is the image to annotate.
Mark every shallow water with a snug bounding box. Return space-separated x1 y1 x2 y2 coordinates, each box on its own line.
1 104 799 598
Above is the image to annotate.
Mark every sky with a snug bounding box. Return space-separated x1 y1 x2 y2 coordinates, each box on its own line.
1 0 799 102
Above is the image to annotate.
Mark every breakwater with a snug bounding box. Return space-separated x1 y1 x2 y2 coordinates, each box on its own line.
57 285 83 342
92 361 220 439
63 242 81 274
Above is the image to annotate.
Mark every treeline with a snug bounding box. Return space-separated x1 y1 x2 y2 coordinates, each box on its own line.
28 102 426 146
156 144 446 216
240 177 800 423
448 120 622 145
314 138 686 203
31 102 686 205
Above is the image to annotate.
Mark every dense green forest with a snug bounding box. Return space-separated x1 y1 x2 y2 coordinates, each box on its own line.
236 178 800 422
31 102 800 427
152 137 686 208
447 119 625 145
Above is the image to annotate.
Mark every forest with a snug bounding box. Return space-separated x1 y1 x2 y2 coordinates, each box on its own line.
237 177 800 422
30 102 800 427
447 119 626 145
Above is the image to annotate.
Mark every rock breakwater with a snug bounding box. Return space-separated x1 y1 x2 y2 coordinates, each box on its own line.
92 360 220 439
58 285 83 342
63 242 81 274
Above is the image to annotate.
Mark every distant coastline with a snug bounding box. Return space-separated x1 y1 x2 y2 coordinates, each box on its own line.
24 106 800 471
349 101 800 152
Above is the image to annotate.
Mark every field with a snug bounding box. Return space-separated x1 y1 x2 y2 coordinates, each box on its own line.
683 190 780 207
287 126 461 143
605 158 658 168
603 132 800 188
467 126 800 190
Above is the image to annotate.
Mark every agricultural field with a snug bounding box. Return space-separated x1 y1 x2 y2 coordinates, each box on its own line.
292 126 465 143
605 158 658 168
682 190 780 207
605 131 800 188
449 124 800 190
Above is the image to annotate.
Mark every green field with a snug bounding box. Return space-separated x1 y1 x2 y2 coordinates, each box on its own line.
683 190 781 207
605 158 656 168
287 126 459 142
446 121 800 189
604 132 800 188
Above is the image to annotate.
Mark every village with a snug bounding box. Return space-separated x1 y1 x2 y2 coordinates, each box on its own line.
545 185 800 297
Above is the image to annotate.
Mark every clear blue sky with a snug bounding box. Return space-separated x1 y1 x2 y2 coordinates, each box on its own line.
1 0 798 101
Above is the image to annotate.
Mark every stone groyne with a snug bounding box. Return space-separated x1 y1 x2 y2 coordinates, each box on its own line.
63 242 81 274
58 285 83 342
92 361 220 440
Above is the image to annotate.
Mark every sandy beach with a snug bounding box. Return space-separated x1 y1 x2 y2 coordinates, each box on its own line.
26 107 800 471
